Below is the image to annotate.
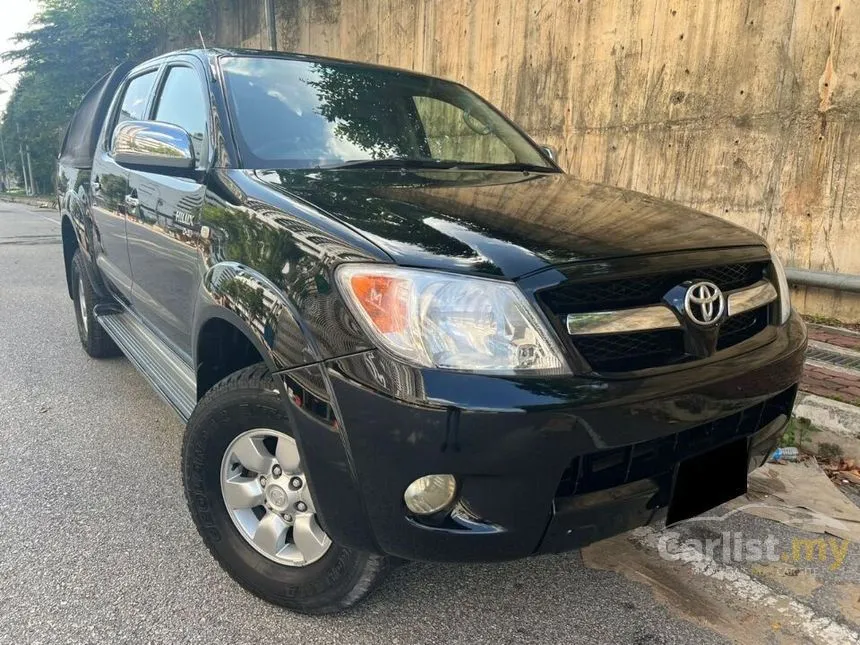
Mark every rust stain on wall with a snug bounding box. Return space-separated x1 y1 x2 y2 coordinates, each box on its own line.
211 0 860 321
818 4 843 113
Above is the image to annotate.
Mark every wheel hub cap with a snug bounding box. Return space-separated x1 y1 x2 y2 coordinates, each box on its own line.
220 428 331 567
265 484 288 510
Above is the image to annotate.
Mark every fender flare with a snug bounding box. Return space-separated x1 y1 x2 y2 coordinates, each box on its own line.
60 215 77 299
61 212 112 301
192 261 321 375
192 303 280 376
192 262 378 551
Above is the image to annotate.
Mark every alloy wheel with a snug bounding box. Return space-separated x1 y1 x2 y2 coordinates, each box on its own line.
220 428 331 566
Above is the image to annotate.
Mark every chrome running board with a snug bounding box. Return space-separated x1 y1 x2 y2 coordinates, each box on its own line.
94 307 196 421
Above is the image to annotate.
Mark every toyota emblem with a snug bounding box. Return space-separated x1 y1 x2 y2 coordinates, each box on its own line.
684 281 725 326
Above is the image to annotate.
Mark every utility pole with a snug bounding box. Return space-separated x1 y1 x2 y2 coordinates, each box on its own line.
19 143 28 194
15 122 28 194
0 128 8 191
265 0 277 51
0 87 7 191
26 145 35 195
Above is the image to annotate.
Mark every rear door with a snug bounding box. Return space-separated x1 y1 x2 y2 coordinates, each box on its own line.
126 62 210 358
90 69 158 300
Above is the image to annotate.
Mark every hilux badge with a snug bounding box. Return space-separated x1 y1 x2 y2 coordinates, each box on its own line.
684 281 725 326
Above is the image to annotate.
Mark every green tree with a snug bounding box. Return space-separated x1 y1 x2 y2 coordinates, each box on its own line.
1 0 214 193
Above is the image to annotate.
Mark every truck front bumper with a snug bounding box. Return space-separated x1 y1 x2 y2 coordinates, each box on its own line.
281 311 807 562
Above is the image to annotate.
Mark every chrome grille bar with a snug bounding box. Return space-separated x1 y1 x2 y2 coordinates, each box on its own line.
566 306 680 335
726 280 778 317
566 280 777 336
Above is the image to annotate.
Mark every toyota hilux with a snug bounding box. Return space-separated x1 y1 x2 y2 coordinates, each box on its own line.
57 48 807 614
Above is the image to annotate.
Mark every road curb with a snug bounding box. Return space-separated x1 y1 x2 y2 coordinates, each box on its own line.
808 322 860 339
0 195 55 210
794 391 860 438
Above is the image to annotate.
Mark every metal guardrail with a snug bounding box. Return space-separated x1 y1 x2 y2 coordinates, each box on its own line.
786 267 860 294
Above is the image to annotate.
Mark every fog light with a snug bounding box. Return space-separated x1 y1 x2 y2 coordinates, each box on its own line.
403 474 457 515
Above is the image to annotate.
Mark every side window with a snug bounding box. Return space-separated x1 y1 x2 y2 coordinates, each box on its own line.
116 71 157 126
110 71 157 150
412 96 515 164
154 66 208 166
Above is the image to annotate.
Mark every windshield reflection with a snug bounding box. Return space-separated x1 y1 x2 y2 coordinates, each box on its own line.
220 56 552 171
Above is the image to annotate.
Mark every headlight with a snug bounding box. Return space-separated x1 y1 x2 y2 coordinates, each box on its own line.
335 264 569 374
770 251 792 324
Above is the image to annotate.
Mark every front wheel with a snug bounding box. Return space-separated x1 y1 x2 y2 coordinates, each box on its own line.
182 364 389 614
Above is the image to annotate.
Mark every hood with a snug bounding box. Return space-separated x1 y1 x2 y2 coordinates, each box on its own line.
254 169 765 279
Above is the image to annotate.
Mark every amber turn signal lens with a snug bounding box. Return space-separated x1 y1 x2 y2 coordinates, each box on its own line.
349 274 409 333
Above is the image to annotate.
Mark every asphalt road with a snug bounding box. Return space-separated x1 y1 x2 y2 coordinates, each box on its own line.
0 200 854 644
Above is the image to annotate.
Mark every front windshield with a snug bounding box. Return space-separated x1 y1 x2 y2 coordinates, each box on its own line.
220 56 555 171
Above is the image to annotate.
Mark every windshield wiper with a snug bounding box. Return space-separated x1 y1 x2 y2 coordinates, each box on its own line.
446 161 556 173
320 157 454 170
319 158 556 172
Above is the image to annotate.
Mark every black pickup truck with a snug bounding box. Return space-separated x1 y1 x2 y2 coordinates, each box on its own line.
58 48 806 613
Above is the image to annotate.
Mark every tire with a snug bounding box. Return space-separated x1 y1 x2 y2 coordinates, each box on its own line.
182 364 389 614
71 250 119 358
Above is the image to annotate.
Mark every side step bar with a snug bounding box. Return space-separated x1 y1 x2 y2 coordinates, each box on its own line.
95 307 197 421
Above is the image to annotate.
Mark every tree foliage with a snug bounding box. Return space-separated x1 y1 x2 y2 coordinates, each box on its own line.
306 65 414 160
1 0 214 192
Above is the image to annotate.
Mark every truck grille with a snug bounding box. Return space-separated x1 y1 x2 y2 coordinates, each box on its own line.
539 261 770 373
574 329 685 372
541 262 765 314
716 307 768 350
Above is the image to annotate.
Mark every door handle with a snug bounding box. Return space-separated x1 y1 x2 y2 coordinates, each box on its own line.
124 194 140 208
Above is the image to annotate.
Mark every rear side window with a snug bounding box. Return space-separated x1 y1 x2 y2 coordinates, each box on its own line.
154 66 208 165
116 71 157 125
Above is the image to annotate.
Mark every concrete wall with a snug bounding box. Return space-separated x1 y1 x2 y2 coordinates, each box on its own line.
211 0 860 322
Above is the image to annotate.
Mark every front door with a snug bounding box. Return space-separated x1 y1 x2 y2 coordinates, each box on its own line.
126 64 209 358
90 69 158 300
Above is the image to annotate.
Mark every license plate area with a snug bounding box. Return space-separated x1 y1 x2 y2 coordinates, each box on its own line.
666 438 748 525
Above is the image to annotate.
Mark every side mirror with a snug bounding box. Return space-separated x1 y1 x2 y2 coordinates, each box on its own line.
540 144 558 163
112 120 195 174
